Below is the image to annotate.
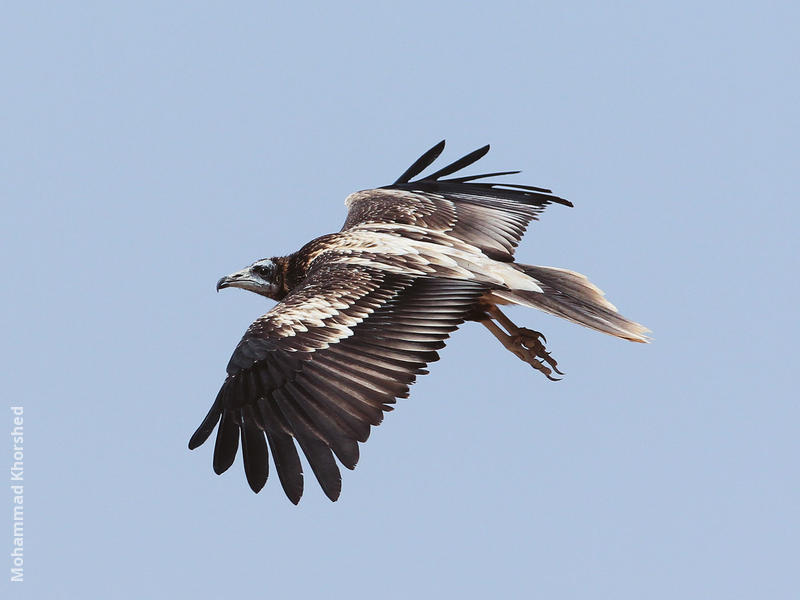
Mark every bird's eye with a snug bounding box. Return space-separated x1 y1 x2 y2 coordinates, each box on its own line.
252 264 272 278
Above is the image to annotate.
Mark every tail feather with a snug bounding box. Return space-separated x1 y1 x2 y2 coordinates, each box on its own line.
493 264 651 343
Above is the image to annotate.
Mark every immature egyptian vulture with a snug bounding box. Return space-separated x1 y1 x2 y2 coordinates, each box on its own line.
189 141 649 503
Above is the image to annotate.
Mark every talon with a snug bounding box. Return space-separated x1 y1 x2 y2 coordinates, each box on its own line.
528 356 561 381
539 350 563 375
479 307 564 381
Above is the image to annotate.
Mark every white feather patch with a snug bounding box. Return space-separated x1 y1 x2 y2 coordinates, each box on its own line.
329 227 543 293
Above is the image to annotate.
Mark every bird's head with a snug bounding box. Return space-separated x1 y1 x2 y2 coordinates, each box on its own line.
216 258 282 299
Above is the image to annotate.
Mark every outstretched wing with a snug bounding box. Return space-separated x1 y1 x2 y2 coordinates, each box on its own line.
342 141 573 261
189 261 486 503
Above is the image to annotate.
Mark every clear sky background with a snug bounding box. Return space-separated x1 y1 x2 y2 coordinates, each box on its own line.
3 2 798 599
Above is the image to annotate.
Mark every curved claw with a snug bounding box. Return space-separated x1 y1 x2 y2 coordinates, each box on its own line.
479 309 564 381
540 350 564 375
516 332 564 381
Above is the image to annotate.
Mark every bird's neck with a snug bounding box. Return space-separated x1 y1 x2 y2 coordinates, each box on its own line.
270 254 300 300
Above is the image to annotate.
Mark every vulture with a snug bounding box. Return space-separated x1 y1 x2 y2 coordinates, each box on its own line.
189 141 649 503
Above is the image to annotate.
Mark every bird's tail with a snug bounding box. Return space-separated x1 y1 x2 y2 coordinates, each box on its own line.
492 264 651 343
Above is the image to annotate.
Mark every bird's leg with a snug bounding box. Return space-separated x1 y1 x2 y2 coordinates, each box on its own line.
479 305 564 381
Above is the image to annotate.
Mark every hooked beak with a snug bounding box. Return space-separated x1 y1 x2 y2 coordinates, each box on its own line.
215 266 277 298
215 268 255 293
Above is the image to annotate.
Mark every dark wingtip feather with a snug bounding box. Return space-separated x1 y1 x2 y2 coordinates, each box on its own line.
291 438 340 501
393 140 446 184
488 181 552 193
422 144 490 181
188 389 224 450
335 439 360 470
556 196 573 207
305 442 342 501
482 184 573 207
446 170 521 183
241 410 269 493
265 430 305 504
324 480 342 502
213 410 239 475
258 396 305 503
188 411 220 450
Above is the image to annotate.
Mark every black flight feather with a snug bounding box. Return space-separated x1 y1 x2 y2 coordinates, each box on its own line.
240 406 269 493
422 144 491 181
188 388 223 449
393 140 446 184
213 409 239 475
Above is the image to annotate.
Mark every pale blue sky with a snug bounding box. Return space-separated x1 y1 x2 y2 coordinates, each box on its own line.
3 2 798 598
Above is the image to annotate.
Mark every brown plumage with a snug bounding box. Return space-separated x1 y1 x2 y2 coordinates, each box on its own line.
190 141 649 503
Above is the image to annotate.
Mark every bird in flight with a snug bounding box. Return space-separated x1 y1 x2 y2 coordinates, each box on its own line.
189 141 649 503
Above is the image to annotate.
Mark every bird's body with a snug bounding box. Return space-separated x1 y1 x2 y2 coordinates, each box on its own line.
190 141 649 503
